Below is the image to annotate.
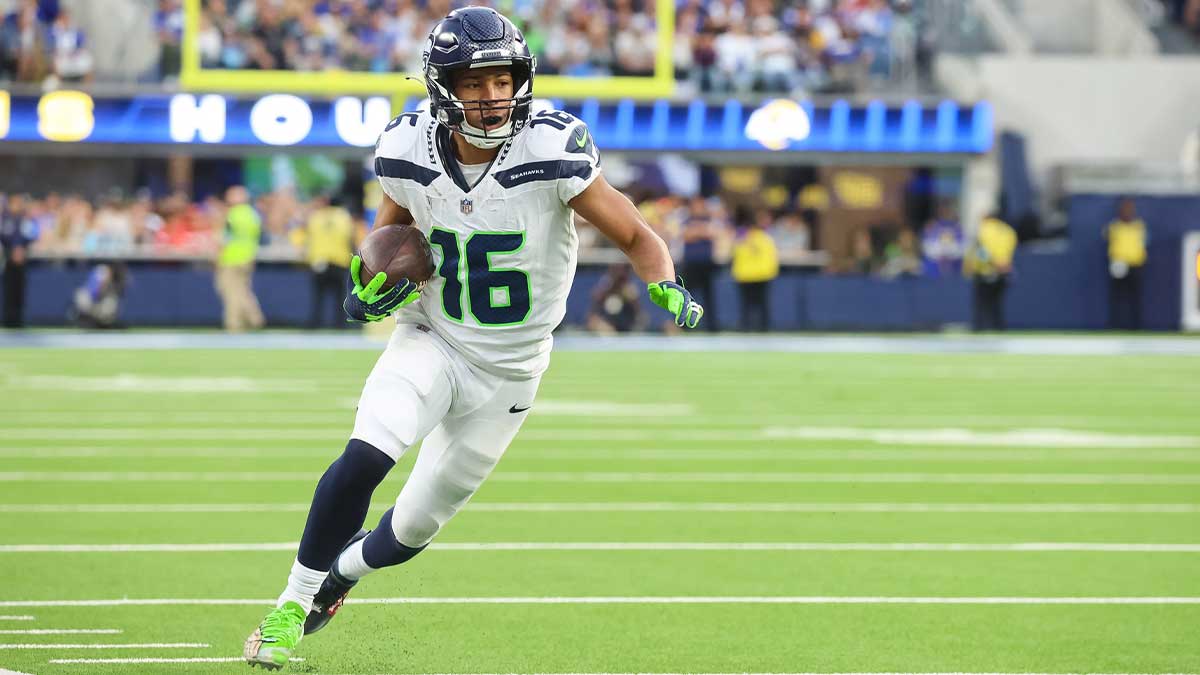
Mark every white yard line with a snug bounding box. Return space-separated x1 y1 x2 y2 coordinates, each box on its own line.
760 427 1200 448
0 624 120 629
5 447 1199 462
465 502 1200 513
6 374 316 393
0 504 315 513
2 597 1198 608
4 471 1199 484
0 642 207 649
1 542 1198 553
0 616 34 621
0 429 345 441
509 449 1200 462
3 502 1198 514
4 426 1196 448
180 667 1200 672
49 657 304 664
177 667 1200 672
489 472 1200 485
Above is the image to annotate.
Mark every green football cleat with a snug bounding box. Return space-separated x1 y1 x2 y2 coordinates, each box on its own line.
244 601 305 670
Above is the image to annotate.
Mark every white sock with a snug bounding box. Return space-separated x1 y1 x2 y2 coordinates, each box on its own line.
276 559 327 614
333 538 378 582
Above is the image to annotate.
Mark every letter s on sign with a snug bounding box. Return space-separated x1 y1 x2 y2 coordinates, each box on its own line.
38 91 94 142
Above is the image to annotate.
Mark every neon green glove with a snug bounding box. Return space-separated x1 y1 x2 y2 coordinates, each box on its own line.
343 255 421 322
647 276 704 329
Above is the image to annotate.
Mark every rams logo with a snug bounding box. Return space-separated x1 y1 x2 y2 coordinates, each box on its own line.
744 99 810 151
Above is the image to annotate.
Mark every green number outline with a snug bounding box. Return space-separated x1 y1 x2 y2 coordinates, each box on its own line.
431 228 532 327
466 230 532 327
429 226 465 324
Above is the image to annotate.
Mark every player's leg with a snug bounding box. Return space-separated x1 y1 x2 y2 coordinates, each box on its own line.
245 326 454 669
331 374 540 581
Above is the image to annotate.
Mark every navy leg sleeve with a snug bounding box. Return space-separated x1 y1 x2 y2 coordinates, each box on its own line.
296 439 395 571
361 507 427 569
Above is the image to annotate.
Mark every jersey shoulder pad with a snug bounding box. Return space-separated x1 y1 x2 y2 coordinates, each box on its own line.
374 110 432 161
374 111 440 188
521 109 598 163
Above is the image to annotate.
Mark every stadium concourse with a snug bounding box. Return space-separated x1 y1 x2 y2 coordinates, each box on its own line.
0 331 1199 673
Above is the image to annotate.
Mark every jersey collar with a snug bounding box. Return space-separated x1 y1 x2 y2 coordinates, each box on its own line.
435 125 508 194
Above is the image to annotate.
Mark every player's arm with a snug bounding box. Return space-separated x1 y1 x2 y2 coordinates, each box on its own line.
570 177 703 329
373 193 413 229
344 193 420 322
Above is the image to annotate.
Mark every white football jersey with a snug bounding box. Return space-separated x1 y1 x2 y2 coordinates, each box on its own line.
374 108 601 379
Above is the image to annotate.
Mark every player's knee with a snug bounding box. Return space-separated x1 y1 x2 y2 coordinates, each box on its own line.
389 506 441 549
361 507 428 568
317 439 396 494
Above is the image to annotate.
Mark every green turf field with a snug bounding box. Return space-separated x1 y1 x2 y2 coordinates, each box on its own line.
1 347 1199 675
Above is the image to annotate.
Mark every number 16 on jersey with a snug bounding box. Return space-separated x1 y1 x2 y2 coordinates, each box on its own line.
429 228 532 327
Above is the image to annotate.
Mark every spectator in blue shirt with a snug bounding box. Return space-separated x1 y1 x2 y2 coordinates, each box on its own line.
921 204 965 278
47 7 92 83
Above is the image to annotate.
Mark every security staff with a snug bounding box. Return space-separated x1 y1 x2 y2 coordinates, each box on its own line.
731 211 780 331
963 212 1017 331
293 195 361 329
215 186 265 333
1105 197 1147 330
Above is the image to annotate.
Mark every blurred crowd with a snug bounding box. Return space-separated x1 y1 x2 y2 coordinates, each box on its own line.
1 186 977 332
197 0 663 78
2 0 928 94
676 0 923 95
0 188 374 259
0 0 95 84
2 185 972 283
199 0 922 94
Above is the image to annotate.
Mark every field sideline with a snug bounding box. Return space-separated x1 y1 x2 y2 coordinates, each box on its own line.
0 344 1198 674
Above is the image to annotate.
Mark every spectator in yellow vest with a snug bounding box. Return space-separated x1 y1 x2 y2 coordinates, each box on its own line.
214 186 265 333
963 213 1017 331
731 210 780 331
1105 197 1148 330
292 195 363 329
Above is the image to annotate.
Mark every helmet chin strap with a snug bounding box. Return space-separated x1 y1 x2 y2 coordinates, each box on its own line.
458 117 512 149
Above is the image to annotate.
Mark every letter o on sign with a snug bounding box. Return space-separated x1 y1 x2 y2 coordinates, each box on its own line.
249 94 313 146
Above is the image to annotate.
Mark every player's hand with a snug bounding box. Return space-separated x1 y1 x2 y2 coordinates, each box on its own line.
343 255 420 323
647 276 704 329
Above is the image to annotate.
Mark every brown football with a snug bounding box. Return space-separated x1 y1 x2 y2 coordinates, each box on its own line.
358 224 436 289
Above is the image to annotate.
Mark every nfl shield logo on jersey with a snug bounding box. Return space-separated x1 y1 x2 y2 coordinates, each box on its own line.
460 198 473 215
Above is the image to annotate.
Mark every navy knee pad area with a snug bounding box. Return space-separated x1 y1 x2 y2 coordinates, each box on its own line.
362 507 428 569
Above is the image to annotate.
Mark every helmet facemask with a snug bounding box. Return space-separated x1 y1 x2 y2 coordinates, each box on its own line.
427 60 534 149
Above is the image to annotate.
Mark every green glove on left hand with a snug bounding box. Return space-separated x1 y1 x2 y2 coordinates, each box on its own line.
648 276 704 329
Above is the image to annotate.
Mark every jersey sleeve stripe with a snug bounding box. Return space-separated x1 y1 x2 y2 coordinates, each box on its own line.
375 158 441 186
495 160 593 189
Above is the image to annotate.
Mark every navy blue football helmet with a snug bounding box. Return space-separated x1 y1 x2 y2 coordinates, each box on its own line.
422 7 536 149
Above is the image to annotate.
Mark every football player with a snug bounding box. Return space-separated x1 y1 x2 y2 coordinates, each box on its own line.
244 7 703 669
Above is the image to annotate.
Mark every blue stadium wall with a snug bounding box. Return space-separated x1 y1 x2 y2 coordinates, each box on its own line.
17 195 1197 331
